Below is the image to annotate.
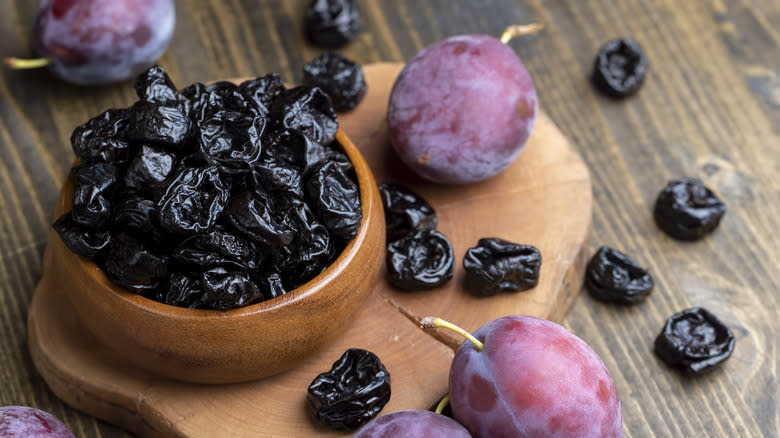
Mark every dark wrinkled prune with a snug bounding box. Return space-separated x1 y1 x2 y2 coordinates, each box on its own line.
135 65 182 106
70 108 131 164
200 267 263 310
157 166 230 235
592 38 648 98
271 86 338 145
255 272 287 301
304 0 361 49
266 129 327 175
225 190 295 247
198 110 264 172
585 246 654 304
306 161 362 241
463 238 541 296
303 53 366 112
53 212 111 260
112 196 158 237
123 144 177 196
238 74 286 116
272 197 333 288
654 307 736 374
248 156 304 197
206 81 248 112
160 272 204 308
104 233 168 293
173 227 262 271
71 162 118 229
307 348 390 429
378 183 437 242
386 229 454 291
126 100 191 148
654 178 726 241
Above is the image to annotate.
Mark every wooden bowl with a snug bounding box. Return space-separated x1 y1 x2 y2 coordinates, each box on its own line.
45 129 385 384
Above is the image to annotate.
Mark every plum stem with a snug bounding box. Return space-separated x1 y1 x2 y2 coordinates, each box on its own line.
500 24 544 44
4 57 51 69
420 316 484 351
434 394 450 414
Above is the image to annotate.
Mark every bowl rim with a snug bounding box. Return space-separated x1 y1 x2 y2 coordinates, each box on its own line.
56 128 376 319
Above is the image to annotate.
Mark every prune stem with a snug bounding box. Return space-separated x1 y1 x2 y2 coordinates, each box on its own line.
420 316 484 351
3 57 51 69
499 24 544 44
434 394 450 414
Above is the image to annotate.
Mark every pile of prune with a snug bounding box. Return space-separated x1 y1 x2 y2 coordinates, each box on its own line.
54 65 363 310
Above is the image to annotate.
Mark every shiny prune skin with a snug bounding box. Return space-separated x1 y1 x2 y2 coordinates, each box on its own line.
70 108 131 164
463 238 541 296
173 228 262 271
111 196 158 237
160 272 204 308
303 53 366 112
53 212 111 260
103 233 168 293
305 161 362 241
200 267 263 310
270 86 338 145
225 190 295 248
386 229 454 291
307 348 390 429
238 74 286 116
123 144 177 195
592 38 648 98
197 110 265 172
265 129 327 176
585 246 653 304
71 162 119 229
654 307 736 374
156 166 230 235
377 182 437 242
304 0 361 49
32 0 175 85
135 64 181 105
654 178 726 241
126 101 191 148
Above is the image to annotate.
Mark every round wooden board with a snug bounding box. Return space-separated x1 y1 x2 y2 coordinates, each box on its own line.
27 62 592 437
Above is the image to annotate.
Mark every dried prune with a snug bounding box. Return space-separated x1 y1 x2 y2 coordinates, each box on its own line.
70 108 131 164
238 74 286 116
266 129 327 176
305 161 362 241
225 190 295 248
272 197 333 288
247 156 304 197
53 212 111 260
71 162 118 229
271 86 338 145
378 183 437 242
654 178 726 241
160 272 204 308
304 0 361 49
173 227 262 271
200 267 263 310
307 348 390 429
123 144 177 195
103 233 168 293
157 166 230 235
592 38 648 98
654 307 736 374
303 53 366 112
135 64 181 106
255 272 287 302
585 246 653 304
198 110 264 172
126 100 191 148
112 197 158 237
386 229 454 291
463 238 541 296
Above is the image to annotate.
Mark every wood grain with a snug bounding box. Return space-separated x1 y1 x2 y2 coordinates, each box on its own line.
27 62 591 437
1 1 777 437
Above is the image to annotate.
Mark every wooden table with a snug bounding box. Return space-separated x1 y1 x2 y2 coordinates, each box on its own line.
1 1 777 437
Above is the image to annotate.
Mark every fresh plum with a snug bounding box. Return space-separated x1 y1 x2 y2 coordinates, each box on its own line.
352 410 472 438
444 315 622 437
387 34 537 184
0 406 75 438
11 0 175 85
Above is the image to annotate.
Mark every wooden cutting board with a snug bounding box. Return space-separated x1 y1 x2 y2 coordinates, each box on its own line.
27 62 592 437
